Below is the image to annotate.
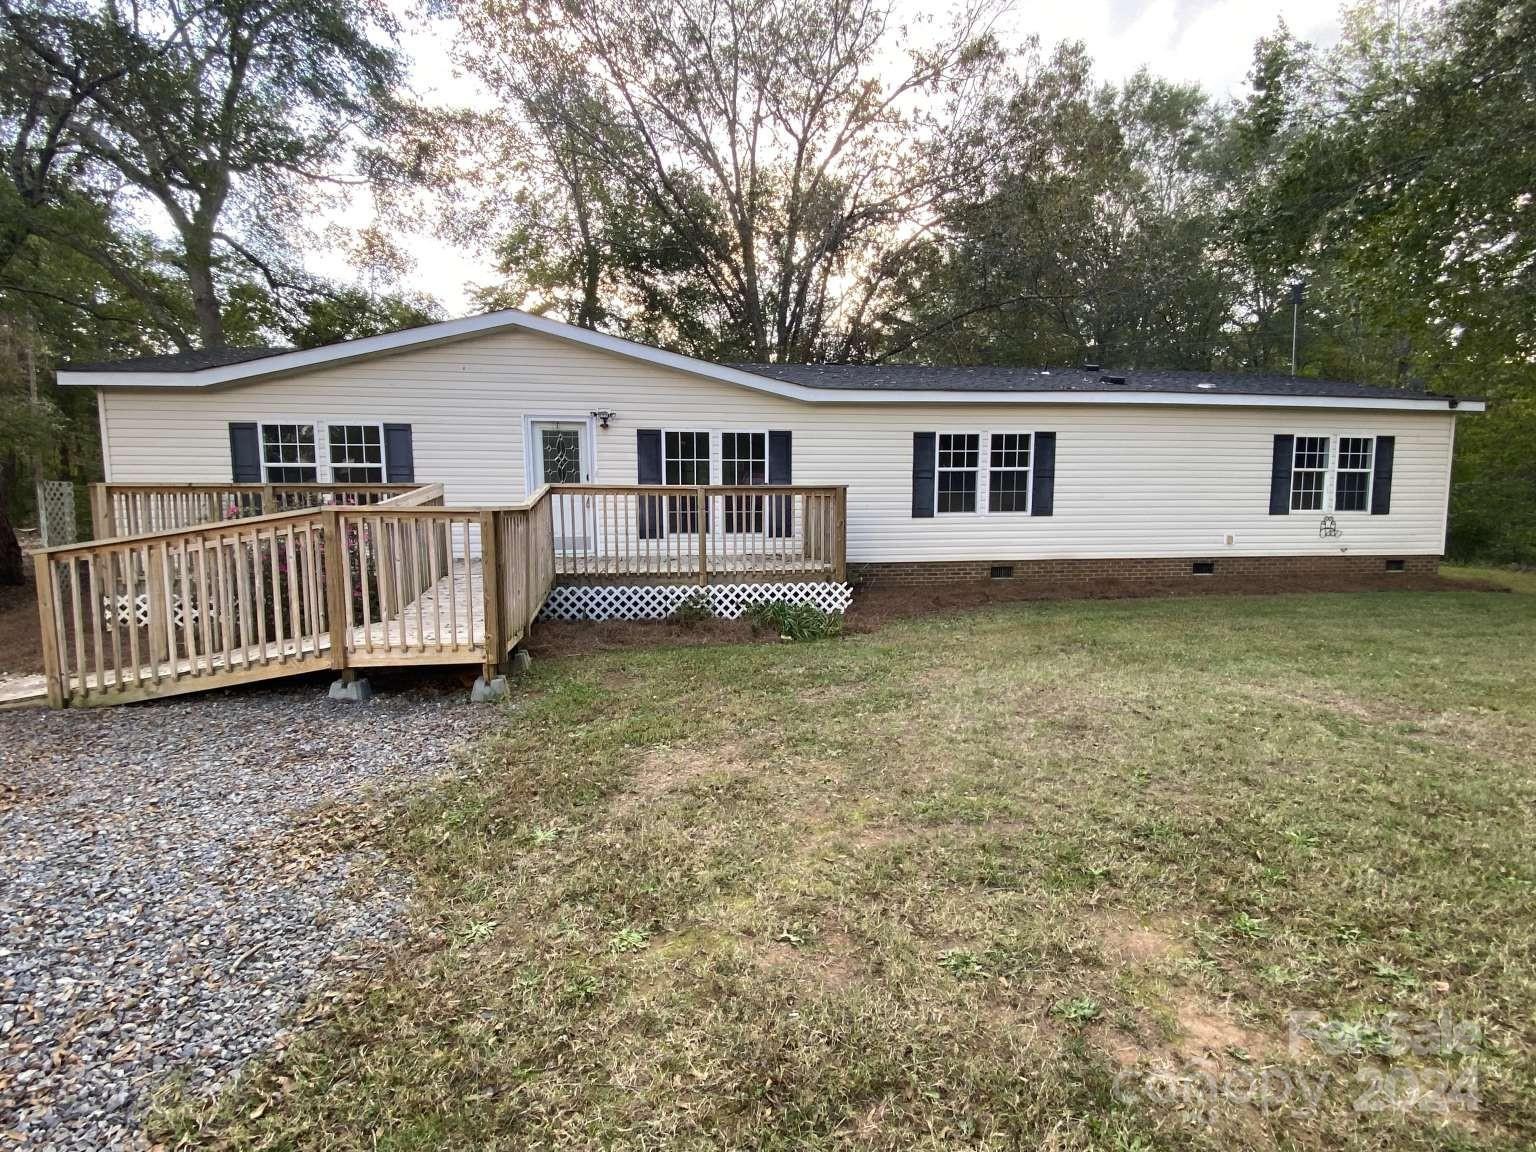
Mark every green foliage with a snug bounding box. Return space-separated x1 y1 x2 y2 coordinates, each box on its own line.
743 600 843 642
667 591 714 629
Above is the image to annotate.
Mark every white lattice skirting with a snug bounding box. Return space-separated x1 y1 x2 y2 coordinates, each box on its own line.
539 581 854 622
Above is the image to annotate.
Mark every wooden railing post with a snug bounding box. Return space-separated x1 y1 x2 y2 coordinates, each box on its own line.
323 508 348 671
832 486 847 582
89 483 112 540
146 544 169 668
33 553 65 708
696 486 709 585
261 483 276 516
480 509 502 674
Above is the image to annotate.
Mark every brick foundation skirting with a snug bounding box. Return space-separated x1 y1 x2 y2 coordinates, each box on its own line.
848 554 1439 587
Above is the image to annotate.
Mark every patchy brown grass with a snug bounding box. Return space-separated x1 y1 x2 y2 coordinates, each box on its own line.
154 589 1536 1151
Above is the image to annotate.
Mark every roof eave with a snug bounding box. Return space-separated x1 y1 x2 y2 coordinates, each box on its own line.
53 306 1485 413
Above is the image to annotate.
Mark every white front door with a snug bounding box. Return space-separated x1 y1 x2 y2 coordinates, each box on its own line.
530 420 592 554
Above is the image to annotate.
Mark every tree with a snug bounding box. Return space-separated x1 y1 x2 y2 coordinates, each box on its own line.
882 43 1231 368
448 0 1010 362
2 0 407 350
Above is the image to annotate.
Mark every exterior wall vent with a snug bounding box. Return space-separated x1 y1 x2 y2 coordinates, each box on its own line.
1101 374 1127 385
990 564 1015 580
1191 560 1216 575
1385 558 1406 573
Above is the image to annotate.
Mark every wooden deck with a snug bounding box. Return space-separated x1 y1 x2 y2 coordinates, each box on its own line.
31 482 847 708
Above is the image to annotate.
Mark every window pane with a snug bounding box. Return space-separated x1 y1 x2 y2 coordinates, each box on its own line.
1338 437 1373 471
1294 436 1328 471
989 469 1029 513
1291 470 1325 511
936 470 977 513
1335 471 1370 511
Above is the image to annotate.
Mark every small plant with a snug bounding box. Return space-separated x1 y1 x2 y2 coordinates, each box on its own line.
1053 996 1102 1023
937 949 987 979
744 599 843 641
669 591 714 628
607 927 650 954
529 822 561 846
1230 911 1271 940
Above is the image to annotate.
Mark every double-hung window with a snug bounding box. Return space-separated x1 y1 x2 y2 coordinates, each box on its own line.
261 424 318 483
988 433 1031 513
1290 436 1329 511
664 430 710 532
721 431 766 532
1334 437 1374 512
1290 435 1374 512
936 433 980 513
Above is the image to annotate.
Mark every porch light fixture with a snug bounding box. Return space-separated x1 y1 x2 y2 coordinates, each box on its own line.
591 409 616 429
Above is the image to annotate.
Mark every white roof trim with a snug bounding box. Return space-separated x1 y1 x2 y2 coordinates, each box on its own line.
56 306 1484 412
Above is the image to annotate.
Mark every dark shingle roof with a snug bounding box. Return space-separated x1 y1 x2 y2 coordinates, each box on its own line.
734 363 1465 403
63 345 294 373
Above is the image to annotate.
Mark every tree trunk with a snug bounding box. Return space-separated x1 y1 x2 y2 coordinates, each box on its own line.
186 251 225 348
0 482 23 586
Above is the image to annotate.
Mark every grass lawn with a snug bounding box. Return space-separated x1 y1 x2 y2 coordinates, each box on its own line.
157 586 1536 1150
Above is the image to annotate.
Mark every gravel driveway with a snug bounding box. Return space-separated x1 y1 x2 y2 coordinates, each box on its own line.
0 675 500 1150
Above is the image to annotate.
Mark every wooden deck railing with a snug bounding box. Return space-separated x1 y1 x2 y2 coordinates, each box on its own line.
546 484 846 583
89 481 423 539
34 485 559 707
34 482 843 707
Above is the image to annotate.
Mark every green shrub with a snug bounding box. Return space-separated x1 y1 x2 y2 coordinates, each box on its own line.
744 599 843 641
668 591 714 628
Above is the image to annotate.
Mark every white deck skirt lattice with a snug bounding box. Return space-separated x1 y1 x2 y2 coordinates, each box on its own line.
539 581 853 622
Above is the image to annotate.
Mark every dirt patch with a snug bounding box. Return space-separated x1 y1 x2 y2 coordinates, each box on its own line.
750 928 861 992
1170 991 1274 1068
526 616 762 657
1097 911 1189 967
843 573 1505 630
0 567 43 681
612 743 753 814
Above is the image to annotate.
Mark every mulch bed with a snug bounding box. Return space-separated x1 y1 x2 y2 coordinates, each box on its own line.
526 572 1507 656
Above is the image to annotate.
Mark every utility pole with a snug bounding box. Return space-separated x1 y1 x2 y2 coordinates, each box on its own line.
1290 280 1305 376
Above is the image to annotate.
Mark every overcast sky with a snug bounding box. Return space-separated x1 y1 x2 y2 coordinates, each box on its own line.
316 0 1346 314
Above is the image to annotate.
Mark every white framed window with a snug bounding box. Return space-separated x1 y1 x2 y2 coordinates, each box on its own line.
1334 436 1374 512
327 423 385 483
664 430 710 532
936 432 980 513
261 423 318 483
1291 436 1328 511
260 421 387 484
721 431 766 533
931 431 1035 515
987 433 1032 513
1291 434 1374 513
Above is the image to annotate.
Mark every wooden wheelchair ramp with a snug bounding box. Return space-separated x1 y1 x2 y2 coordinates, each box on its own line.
31 487 555 708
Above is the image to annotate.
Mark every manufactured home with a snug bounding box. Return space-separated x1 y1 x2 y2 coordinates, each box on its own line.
30 309 1481 709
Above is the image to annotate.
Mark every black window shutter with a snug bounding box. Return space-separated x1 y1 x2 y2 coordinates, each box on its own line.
912 432 936 518
1269 434 1294 515
383 424 414 483
636 428 665 539
229 422 260 482
768 430 792 537
1371 436 1394 515
1031 431 1056 517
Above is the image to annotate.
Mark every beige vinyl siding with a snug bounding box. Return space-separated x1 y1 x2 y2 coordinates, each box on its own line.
98 328 1459 561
